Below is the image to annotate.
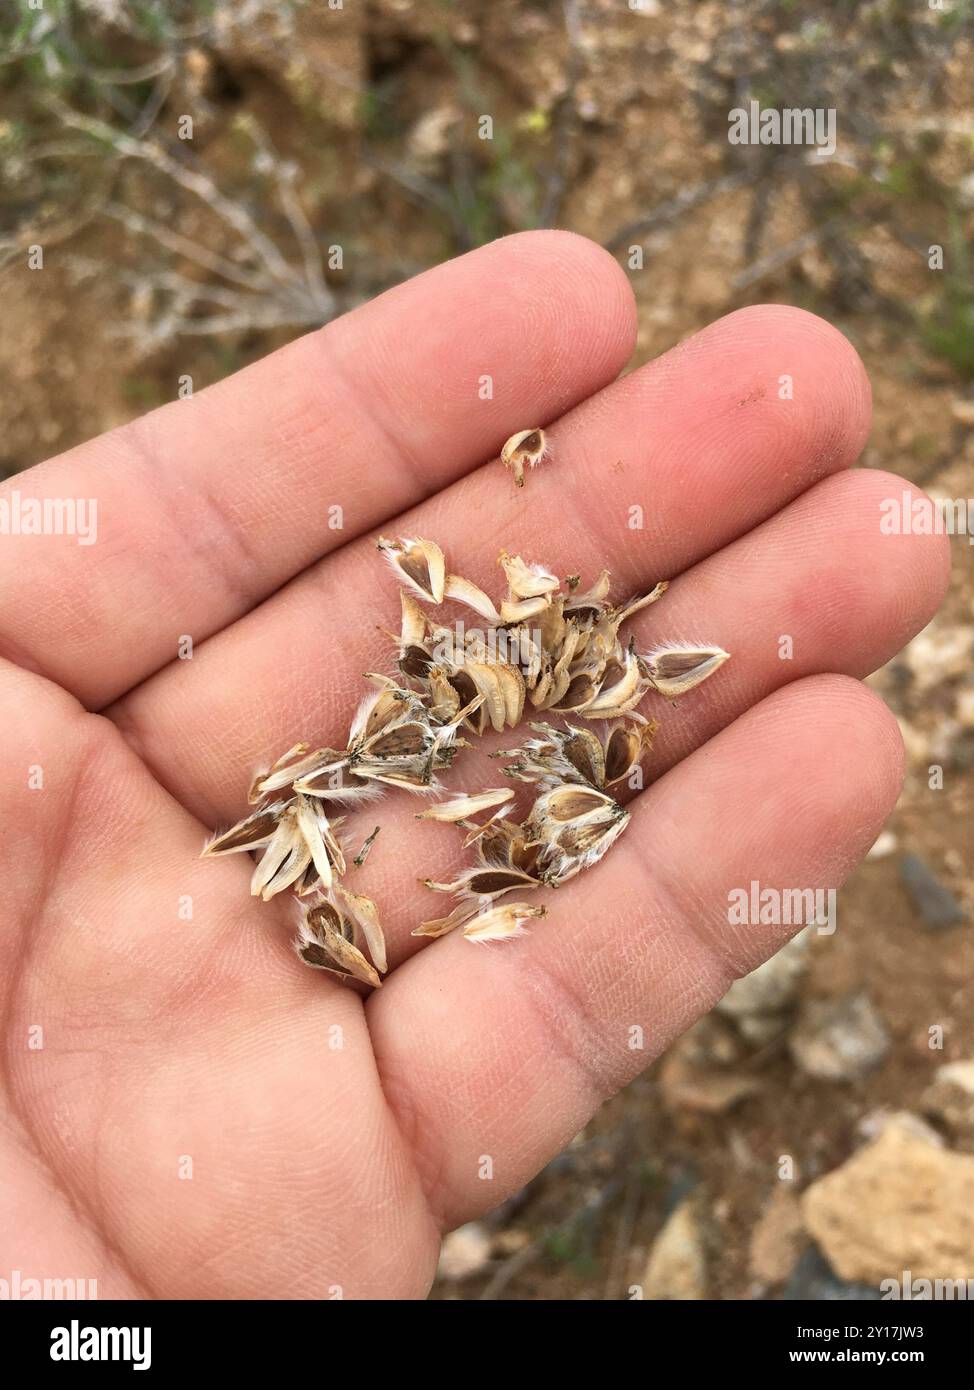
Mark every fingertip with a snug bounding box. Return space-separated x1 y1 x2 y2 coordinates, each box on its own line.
781 469 953 659
494 229 638 374
696 302 873 475
761 671 906 808
866 469 954 610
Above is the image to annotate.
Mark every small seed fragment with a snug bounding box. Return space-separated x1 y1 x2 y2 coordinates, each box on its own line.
500 428 547 487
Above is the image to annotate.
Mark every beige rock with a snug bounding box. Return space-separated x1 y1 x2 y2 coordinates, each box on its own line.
866 829 898 860
856 1108 945 1149
922 1061 974 1140
789 992 890 1081
749 1186 805 1285
660 1048 762 1115
802 1125 974 1284
642 1196 708 1299
903 622 974 693
437 1222 492 1281
951 397 974 427
955 687 974 729
716 928 812 1021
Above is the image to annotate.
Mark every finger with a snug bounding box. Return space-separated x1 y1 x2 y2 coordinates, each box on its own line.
366 677 904 1230
0 660 438 1297
111 305 873 825
0 231 635 707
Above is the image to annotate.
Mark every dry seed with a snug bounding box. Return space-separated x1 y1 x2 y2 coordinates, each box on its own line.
500 428 547 487
204 529 729 975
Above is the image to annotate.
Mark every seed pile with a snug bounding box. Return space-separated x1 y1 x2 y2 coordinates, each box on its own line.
202 533 729 984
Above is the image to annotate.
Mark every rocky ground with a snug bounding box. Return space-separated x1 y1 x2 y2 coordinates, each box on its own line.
1 0 972 1299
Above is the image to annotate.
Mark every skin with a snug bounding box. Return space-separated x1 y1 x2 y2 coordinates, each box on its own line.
0 231 950 1299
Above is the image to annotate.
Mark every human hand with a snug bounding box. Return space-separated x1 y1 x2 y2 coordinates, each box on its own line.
0 232 948 1298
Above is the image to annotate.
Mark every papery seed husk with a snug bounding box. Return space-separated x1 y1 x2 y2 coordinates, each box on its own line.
247 742 308 802
413 901 479 938
202 801 288 856
460 809 509 848
364 721 432 760
539 786 617 822
583 642 644 715
614 580 668 627
297 904 381 987
562 726 606 788
353 826 381 867
426 666 462 723
251 808 312 900
495 662 527 727
443 573 502 623
377 535 446 603
500 428 546 487
604 718 659 785
333 885 388 975
294 795 342 890
499 594 551 625
416 788 515 822
643 644 730 698
399 590 429 648
462 902 547 942
498 551 560 599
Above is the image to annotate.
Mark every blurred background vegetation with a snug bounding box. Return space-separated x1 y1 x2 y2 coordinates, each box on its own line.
2 0 973 1300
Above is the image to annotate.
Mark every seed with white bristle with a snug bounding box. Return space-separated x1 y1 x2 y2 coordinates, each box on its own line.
500 428 547 487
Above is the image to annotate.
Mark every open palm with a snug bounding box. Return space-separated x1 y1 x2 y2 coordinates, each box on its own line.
0 232 948 1298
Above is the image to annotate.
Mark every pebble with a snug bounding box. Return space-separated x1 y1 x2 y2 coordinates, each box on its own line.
789 992 890 1082
856 1109 945 1149
899 853 968 930
641 1196 708 1300
437 1222 492 1282
866 829 898 860
716 927 812 1023
781 1248 882 1302
802 1124 974 1284
748 1186 806 1285
903 622 974 693
921 1061 974 1141
659 1048 762 1114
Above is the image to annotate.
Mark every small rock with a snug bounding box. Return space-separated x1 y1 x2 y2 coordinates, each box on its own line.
782 1248 882 1301
900 853 968 930
896 716 930 766
856 1109 945 1149
748 1186 806 1285
437 1222 492 1281
903 622 974 693
406 106 460 171
734 1012 792 1046
950 397 974 427
802 1124 974 1285
642 1196 708 1300
676 1014 748 1069
660 1049 762 1115
955 686 974 729
716 928 812 1022
866 829 898 860
491 1228 531 1257
789 992 890 1081
921 1061 974 1140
